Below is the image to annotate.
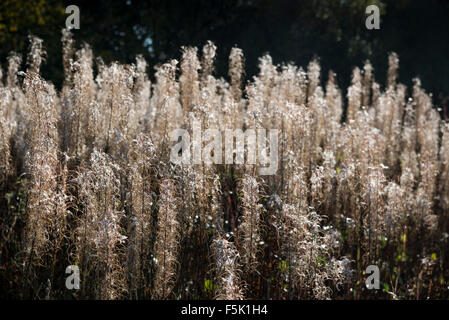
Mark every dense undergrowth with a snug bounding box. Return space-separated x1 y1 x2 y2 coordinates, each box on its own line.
0 30 448 299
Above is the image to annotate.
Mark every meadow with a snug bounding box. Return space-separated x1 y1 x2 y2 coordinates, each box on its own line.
0 30 448 300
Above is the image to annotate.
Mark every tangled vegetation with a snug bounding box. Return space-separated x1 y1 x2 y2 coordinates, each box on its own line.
0 30 448 300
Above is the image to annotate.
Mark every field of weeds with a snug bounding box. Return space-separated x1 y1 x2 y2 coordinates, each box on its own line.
0 31 448 300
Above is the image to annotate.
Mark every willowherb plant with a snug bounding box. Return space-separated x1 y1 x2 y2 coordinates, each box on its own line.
75 149 127 299
211 237 244 300
0 89 12 188
6 52 22 88
1 34 449 300
150 59 180 143
279 204 345 299
228 47 244 102
439 123 449 213
22 71 64 277
61 28 75 86
62 44 96 158
179 47 201 113
201 41 217 82
238 174 264 273
152 179 180 299
126 133 156 299
26 36 45 75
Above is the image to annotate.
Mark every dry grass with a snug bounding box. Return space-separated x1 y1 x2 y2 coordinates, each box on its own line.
0 30 448 300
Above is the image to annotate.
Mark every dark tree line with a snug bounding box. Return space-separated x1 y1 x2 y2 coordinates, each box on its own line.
1 0 448 111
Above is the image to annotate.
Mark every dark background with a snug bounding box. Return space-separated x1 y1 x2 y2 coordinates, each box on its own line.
1 0 448 113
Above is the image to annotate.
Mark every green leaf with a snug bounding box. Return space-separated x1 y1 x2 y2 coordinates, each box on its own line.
381 236 387 248
204 279 213 292
400 233 406 244
278 260 288 272
316 255 327 266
